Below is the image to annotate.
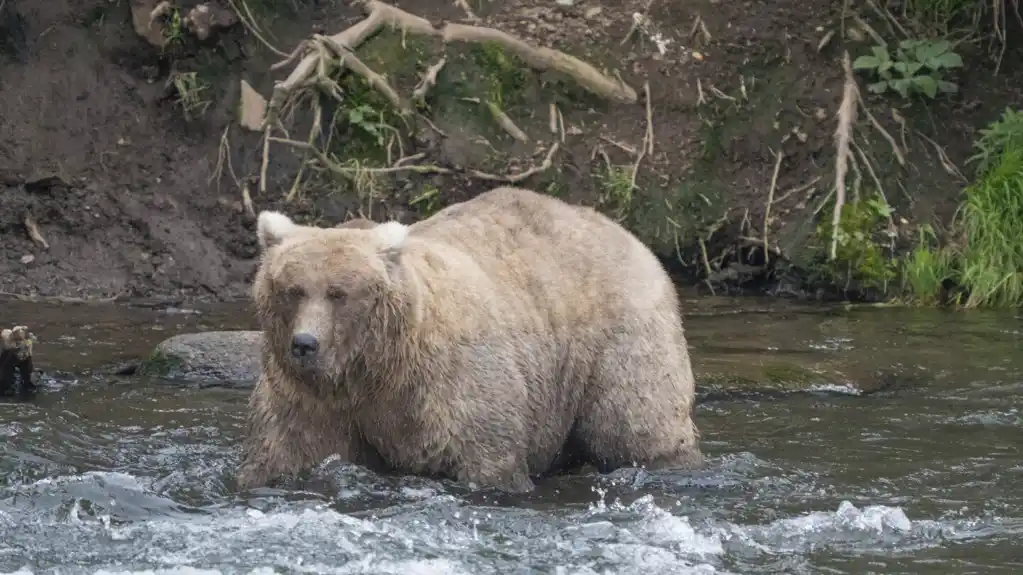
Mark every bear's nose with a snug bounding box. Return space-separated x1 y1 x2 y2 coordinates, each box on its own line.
291 333 319 358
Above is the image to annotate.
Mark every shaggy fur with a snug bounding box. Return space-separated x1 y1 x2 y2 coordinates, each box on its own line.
334 218 377 229
236 186 702 492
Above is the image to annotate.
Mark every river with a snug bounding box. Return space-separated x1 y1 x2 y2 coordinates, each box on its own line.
1 297 1021 574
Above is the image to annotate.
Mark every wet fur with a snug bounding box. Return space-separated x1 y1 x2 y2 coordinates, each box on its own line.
237 187 703 492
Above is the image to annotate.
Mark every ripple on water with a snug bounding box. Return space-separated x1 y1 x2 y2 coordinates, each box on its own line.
3 302 1023 574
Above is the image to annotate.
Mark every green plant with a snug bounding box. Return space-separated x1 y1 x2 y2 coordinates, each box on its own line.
163 8 185 45
853 39 963 99
171 72 211 120
595 164 635 221
954 139 1023 308
900 224 956 305
968 107 1023 176
346 104 391 149
471 42 528 108
409 185 442 216
813 193 899 294
901 0 977 34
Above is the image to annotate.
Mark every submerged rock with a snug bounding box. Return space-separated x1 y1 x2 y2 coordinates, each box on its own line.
140 331 262 388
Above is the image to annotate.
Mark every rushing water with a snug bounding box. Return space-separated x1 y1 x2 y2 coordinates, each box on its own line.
1 297 1022 574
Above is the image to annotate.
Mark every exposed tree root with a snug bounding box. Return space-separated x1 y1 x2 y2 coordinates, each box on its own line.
243 0 637 205
763 149 783 265
265 0 635 124
830 51 857 261
485 102 529 143
413 58 446 105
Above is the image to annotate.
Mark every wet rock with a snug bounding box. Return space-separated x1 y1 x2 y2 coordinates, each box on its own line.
140 331 262 388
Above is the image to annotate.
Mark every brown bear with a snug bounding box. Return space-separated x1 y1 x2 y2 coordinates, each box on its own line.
236 186 702 492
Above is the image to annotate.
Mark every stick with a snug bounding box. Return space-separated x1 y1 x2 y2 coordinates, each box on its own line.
470 143 560 183
831 51 857 260
763 149 783 265
412 57 446 104
856 91 904 166
23 214 49 249
486 102 529 142
643 81 654 154
771 176 820 206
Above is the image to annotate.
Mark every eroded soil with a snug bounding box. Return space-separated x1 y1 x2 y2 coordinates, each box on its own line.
0 0 1020 300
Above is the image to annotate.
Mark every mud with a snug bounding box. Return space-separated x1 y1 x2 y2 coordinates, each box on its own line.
0 0 1019 300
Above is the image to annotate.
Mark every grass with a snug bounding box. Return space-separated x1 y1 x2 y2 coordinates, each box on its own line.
896 107 1023 308
899 0 981 34
595 164 635 221
900 225 956 305
171 72 212 120
954 129 1023 307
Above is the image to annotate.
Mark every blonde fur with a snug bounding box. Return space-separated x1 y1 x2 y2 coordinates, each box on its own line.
237 187 702 492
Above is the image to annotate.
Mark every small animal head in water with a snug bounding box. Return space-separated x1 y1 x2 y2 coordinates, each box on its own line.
1 326 34 361
253 211 410 382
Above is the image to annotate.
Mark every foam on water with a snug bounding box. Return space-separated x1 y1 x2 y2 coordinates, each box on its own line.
2 468 1018 575
3 302 1022 574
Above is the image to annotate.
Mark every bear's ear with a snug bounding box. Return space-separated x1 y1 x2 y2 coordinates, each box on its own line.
257 211 298 251
372 221 409 249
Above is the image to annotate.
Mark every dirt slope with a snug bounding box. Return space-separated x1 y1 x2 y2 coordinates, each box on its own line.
0 0 1019 301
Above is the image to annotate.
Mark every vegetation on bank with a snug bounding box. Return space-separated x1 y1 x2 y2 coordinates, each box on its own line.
133 0 1021 308
805 0 1023 308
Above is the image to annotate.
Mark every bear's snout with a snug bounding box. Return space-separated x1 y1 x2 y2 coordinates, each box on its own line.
291 333 320 358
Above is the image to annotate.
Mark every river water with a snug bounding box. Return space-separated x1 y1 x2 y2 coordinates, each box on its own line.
1 297 1021 574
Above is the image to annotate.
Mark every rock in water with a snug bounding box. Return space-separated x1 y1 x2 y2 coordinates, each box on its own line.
140 331 262 388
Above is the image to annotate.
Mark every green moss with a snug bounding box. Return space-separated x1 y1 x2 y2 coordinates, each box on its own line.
469 42 530 107
697 361 826 394
137 351 186 379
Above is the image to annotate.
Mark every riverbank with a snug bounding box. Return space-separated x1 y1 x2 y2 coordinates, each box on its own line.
0 0 1019 303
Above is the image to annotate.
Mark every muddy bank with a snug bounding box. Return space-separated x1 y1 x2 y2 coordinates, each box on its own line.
0 0 1019 301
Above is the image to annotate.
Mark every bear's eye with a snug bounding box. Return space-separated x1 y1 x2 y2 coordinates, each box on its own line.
326 287 347 302
284 285 306 299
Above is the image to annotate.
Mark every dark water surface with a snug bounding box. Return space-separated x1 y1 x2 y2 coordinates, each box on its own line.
1 297 1021 574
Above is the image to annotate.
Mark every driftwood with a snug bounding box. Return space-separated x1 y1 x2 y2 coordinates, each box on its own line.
0 325 36 398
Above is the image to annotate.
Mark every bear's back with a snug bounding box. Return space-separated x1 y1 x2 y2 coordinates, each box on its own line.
407 187 677 325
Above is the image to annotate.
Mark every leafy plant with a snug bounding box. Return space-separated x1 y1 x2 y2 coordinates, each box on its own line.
900 224 956 306
812 193 899 294
967 107 1023 176
346 104 390 149
171 72 211 121
853 39 963 99
162 8 185 46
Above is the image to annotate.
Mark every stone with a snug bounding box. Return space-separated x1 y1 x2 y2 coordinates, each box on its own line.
140 331 262 387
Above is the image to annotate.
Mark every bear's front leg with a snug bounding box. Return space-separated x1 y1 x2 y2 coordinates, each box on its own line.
236 374 356 490
452 446 536 493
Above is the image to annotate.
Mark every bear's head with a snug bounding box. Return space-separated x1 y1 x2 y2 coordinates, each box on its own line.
253 211 412 384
